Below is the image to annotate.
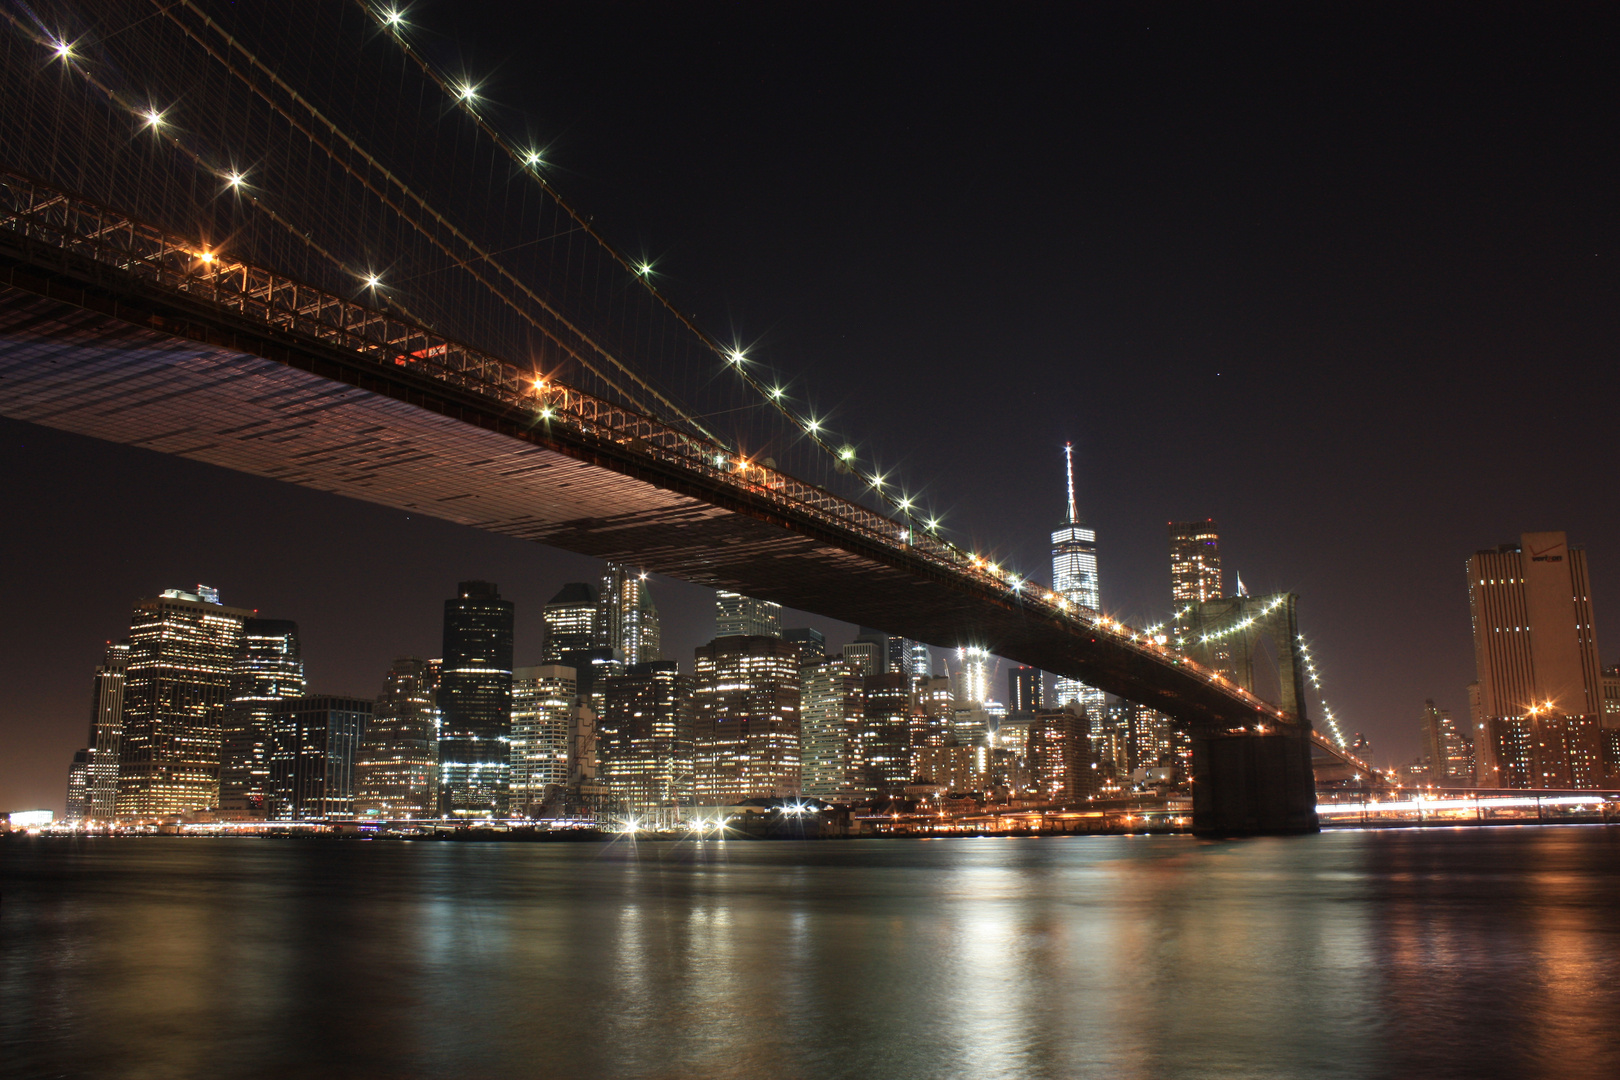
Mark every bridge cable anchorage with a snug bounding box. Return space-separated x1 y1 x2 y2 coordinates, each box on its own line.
355 0 934 529
152 0 720 448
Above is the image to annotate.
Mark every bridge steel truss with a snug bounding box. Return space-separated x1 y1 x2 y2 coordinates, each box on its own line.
0 171 1319 832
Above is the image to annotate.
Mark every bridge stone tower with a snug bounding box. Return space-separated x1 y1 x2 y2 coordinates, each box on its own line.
1180 593 1317 835
1180 593 1310 722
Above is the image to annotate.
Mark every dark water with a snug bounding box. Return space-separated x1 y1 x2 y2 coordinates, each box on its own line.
5 829 1620 1080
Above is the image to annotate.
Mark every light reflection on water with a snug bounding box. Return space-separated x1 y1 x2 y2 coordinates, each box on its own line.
4 828 1620 1079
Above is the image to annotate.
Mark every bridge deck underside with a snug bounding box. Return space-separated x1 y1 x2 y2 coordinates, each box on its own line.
0 275 1280 729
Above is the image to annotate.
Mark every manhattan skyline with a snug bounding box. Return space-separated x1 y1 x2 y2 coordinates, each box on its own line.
3 1 1618 813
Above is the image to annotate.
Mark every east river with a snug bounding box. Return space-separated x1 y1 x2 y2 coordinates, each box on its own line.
5 828 1620 1079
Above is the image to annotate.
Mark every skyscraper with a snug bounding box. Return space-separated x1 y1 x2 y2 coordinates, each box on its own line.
1467 532 1608 788
116 587 250 818
1052 445 1104 715
220 619 306 819
438 581 515 817
715 591 782 638
693 635 801 803
267 696 371 820
1169 520 1223 605
355 657 439 818
784 627 827 665
83 641 128 821
843 639 883 678
1008 666 1043 715
1028 705 1092 802
65 749 90 823
800 658 864 801
599 661 695 813
510 664 578 817
1418 699 1472 783
543 582 601 660
855 672 912 797
600 564 661 665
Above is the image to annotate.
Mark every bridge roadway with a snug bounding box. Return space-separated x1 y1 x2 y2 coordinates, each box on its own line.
0 193 1291 732
0 178 1319 831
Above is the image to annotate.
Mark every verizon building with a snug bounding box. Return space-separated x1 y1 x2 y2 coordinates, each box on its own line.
1467 531 1610 788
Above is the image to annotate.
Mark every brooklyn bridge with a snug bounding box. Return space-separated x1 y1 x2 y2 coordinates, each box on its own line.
0 0 1367 832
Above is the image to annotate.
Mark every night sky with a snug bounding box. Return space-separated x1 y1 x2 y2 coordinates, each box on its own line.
4 1 1617 812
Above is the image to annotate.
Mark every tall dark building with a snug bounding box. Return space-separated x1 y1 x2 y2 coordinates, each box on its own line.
220 619 306 819
268 696 371 820
356 658 439 818
1009 666 1043 715
116 587 250 818
784 627 827 665
856 672 912 797
83 641 128 821
439 581 515 816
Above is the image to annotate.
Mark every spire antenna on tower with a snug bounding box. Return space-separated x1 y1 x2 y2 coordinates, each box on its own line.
1064 442 1077 525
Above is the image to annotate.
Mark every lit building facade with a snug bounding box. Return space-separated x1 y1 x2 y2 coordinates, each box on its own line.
65 749 90 823
855 672 912 797
508 664 577 816
1468 532 1608 788
220 619 306 819
116 587 250 818
83 641 128 820
1169 519 1223 605
599 661 695 813
356 657 439 818
438 581 514 817
543 582 600 660
715 591 782 639
800 659 864 800
1052 445 1104 714
1029 705 1092 802
1418 699 1472 783
268 696 371 820
600 564 661 665
693 635 801 802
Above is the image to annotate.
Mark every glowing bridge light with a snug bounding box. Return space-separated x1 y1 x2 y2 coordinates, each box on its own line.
224 171 244 188
926 517 939 530
198 251 215 264
636 262 653 276
805 418 820 432
143 109 165 129
769 386 785 400
51 39 73 61
870 473 885 488
456 82 479 102
381 7 406 27
897 496 913 511
839 446 854 460
363 273 381 289
539 407 554 419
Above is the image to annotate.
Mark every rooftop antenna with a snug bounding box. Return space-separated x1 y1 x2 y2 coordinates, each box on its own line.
1064 442 1077 525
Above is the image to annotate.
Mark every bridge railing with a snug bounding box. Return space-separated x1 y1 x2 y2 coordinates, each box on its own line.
0 170 1286 726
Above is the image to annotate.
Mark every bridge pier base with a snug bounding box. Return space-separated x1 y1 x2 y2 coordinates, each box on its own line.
1190 731 1320 836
